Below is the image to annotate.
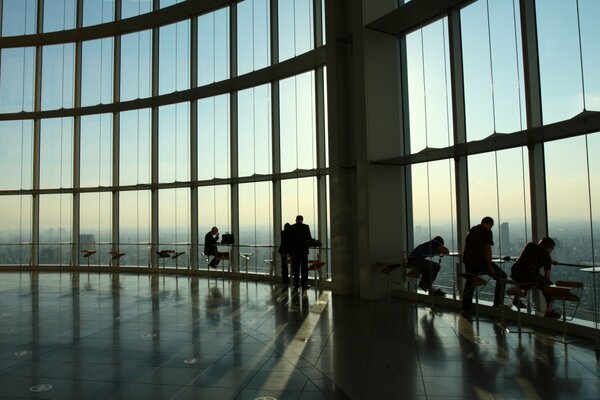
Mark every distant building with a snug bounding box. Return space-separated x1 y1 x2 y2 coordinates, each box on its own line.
500 222 510 256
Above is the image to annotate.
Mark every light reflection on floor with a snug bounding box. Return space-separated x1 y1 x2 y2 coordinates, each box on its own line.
0 272 599 399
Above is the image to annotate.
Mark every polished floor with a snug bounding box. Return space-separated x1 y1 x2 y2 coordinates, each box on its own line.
0 272 599 399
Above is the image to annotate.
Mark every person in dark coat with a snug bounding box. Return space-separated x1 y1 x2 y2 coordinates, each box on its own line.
278 223 292 284
289 215 313 291
204 227 220 268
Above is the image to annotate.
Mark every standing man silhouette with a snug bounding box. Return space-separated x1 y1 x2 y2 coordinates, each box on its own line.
289 215 313 291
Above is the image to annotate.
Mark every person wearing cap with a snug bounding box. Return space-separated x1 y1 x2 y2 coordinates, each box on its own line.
511 237 560 318
289 215 313 291
461 216 507 315
408 236 450 296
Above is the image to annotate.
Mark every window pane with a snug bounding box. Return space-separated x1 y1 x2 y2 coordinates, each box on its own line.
0 120 33 190
281 177 318 238
83 0 115 27
405 18 453 152
0 195 32 265
121 30 152 101
238 182 273 273
495 148 531 256
2 0 37 36
537 0 586 123
80 192 112 265
237 0 271 75
198 185 230 269
159 188 190 251
199 185 231 236
159 0 183 8
462 0 525 140
81 38 114 106
468 148 531 258
198 8 230 86
159 21 190 94
280 72 316 173
40 118 74 189
546 137 592 263
198 94 230 180
120 190 151 267
81 114 112 188
120 109 151 185
43 0 76 32
41 44 75 110
0 48 36 112
278 0 314 62
121 0 152 19
159 103 190 183
410 160 457 292
238 84 272 177
39 194 72 265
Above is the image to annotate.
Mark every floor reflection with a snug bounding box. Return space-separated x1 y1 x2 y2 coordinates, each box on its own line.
0 272 598 399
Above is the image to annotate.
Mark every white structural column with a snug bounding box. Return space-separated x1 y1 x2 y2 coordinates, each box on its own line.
31 0 45 266
520 0 547 240
314 0 328 266
72 0 84 267
112 0 122 261
362 4 406 299
448 9 469 296
190 16 199 269
325 0 359 295
270 0 282 276
229 3 239 272
150 0 160 267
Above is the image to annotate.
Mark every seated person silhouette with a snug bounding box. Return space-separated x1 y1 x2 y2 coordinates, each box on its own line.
204 227 220 268
408 236 449 296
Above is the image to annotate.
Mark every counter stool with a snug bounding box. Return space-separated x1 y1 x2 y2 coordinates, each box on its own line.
157 250 174 268
460 272 489 324
308 260 326 290
546 281 583 344
109 251 126 267
505 282 535 335
81 250 96 267
215 251 230 272
264 260 274 279
240 253 253 273
170 251 186 269
376 262 407 301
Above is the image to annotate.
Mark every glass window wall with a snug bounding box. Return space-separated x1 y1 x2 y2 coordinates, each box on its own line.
39 194 72 266
40 118 74 190
1 0 37 36
238 181 273 273
461 0 525 140
198 7 230 86
83 0 115 27
159 21 190 94
0 120 33 190
237 0 270 75
159 103 190 183
238 84 272 177
0 48 36 113
278 0 314 62
279 72 316 173
120 109 151 186
198 94 230 180
120 30 152 102
43 0 76 33
0 195 32 265
81 38 114 107
405 19 453 153
80 192 112 265
119 190 151 267
80 114 112 188
41 44 75 110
